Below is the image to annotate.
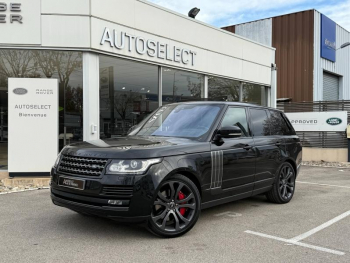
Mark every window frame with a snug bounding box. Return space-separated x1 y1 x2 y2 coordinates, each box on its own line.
214 106 252 139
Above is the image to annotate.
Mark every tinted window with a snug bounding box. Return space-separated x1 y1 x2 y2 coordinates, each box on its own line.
249 109 270 136
268 110 291 135
220 107 249 137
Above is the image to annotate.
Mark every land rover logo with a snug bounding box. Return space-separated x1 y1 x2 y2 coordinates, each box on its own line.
326 117 342 125
13 88 27 95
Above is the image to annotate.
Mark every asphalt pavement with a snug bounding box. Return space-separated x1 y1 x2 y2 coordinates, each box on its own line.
0 166 349 263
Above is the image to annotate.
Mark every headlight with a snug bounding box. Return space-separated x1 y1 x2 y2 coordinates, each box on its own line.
106 158 162 175
54 153 61 167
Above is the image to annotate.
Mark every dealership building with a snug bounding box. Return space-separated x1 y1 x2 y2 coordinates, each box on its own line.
0 0 276 172
223 9 350 102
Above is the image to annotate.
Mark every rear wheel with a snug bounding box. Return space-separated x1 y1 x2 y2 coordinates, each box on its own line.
266 163 296 204
147 175 201 238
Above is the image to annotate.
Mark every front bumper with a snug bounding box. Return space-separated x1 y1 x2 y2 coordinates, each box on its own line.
50 162 170 222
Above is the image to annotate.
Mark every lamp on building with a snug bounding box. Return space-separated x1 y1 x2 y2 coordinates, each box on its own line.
337 42 350 50
188 7 200 19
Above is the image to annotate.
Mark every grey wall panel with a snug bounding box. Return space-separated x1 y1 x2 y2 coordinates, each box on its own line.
314 10 350 101
235 19 272 46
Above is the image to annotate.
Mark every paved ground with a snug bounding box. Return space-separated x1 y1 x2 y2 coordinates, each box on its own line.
0 166 349 263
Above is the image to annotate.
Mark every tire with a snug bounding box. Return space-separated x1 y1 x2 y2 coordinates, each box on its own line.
266 162 296 204
147 174 201 238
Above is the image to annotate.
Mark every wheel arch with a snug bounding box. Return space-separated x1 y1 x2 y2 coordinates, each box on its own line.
164 168 202 198
284 158 297 174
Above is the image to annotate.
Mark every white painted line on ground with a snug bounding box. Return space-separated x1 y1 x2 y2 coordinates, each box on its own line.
245 230 345 256
0 187 49 195
290 210 350 242
214 211 242 217
296 181 350 189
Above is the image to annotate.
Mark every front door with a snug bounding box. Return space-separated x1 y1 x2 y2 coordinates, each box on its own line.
210 107 256 195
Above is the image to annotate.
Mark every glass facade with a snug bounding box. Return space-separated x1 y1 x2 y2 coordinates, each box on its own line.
162 68 203 105
0 49 270 171
242 83 268 106
99 55 159 137
0 49 83 170
208 77 240 101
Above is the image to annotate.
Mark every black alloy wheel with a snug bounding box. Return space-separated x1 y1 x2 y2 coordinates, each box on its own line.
266 162 296 204
148 174 201 238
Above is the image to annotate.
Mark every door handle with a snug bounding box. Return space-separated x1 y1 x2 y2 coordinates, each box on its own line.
243 145 252 150
275 142 281 146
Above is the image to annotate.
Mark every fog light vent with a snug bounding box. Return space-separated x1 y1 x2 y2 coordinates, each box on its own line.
108 200 123 206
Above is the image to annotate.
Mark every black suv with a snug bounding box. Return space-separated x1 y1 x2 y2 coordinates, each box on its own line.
51 102 302 237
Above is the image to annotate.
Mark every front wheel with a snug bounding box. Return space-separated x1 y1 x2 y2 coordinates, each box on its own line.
147 175 201 238
266 163 296 204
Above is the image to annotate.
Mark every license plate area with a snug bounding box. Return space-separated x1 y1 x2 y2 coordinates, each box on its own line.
58 176 85 190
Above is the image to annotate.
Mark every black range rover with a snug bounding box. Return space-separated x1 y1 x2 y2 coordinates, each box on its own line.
51 102 302 237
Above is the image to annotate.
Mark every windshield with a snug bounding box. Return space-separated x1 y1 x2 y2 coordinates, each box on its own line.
136 104 222 139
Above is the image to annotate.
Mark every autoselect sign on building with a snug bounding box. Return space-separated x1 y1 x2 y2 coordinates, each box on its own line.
286 111 347 132
100 27 197 66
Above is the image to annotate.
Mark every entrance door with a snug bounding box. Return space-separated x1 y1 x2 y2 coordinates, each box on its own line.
210 107 256 194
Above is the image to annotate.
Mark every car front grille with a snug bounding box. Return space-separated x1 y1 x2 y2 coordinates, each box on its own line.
101 186 134 198
58 155 108 177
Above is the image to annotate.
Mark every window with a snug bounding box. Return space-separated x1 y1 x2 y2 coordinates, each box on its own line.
162 68 203 105
208 77 240 101
268 110 292 135
249 109 270 136
0 49 83 171
137 104 221 139
220 107 249 137
99 55 159 137
242 83 267 106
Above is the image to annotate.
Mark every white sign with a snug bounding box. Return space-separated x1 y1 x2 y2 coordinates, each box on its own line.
286 111 348 132
8 78 58 175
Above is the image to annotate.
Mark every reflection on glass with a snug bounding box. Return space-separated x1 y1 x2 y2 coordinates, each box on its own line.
220 107 249 137
99 55 158 137
137 104 221 139
208 77 240 101
0 50 83 169
162 68 203 105
250 109 270 136
242 83 267 106
268 110 291 135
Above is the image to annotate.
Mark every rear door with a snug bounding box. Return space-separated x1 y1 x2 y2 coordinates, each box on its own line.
249 108 285 191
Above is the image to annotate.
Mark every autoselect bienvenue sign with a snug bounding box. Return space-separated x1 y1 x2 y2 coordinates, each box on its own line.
286 111 347 132
8 78 58 175
100 27 197 66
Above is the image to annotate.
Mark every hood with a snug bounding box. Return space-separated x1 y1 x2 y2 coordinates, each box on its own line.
62 136 210 159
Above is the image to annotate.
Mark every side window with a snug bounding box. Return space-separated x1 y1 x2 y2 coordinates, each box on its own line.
281 113 296 135
220 107 249 137
249 109 270 136
268 110 291 135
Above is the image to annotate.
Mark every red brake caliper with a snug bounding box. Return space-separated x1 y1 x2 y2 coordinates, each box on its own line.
178 191 186 216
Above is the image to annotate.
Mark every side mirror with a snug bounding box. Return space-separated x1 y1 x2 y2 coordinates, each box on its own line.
217 126 242 139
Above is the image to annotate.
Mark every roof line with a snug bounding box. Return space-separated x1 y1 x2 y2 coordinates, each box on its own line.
222 9 316 28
